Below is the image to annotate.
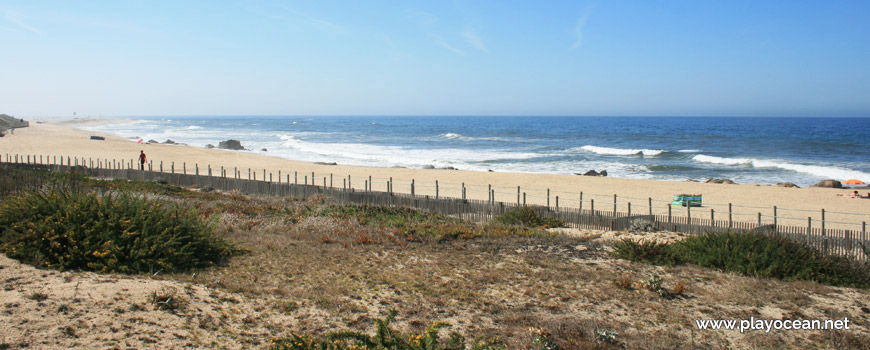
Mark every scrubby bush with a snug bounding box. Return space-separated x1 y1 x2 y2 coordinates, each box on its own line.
611 239 681 266
0 188 238 273
494 206 566 228
674 231 870 288
611 231 870 289
269 310 505 350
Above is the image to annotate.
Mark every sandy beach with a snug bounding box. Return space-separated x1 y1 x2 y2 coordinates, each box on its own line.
1 118 868 230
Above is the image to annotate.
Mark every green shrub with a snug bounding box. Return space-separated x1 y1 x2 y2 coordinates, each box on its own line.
674 231 870 288
611 231 870 289
0 188 238 273
494 206 566 228
269 310 505 350
611 239 681 266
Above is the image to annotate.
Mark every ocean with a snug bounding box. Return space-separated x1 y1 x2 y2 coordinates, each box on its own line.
81 116 870 187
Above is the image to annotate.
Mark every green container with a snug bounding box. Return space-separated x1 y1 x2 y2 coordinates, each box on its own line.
673 194 702 207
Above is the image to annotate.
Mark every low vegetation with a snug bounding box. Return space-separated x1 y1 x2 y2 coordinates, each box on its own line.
612 231 870 288
2 165 869 349
493 206 566 228
0 188 239 273
269 310 506 350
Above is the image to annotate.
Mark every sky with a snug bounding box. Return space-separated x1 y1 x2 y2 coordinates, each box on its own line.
1 0 869 118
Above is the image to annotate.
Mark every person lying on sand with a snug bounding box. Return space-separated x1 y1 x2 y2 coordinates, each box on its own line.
837 191 863 198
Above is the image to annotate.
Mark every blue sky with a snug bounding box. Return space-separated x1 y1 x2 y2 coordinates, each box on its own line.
1 0 868 117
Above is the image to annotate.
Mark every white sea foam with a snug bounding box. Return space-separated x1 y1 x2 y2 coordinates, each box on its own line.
186 125 203 130
678 149 701 153
276 135 541 169
577 145 664 157
692 155 870 180
442 133 463 139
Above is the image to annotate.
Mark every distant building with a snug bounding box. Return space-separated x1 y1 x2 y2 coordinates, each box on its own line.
0 114 29 136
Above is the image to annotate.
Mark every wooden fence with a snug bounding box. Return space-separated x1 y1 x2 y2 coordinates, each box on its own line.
2 162 868 261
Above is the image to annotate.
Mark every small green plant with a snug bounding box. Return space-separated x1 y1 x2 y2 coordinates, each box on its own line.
494 206 566 228
269 309 506 350
150 286 187 313
28 292 48 302
530 328 559 350
594 329 619 347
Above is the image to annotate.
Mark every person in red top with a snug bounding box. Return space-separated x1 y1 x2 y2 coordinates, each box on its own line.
138 150 146 171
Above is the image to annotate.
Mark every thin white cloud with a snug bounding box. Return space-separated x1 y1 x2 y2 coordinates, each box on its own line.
437 37 465 56
2 9 40 35
462 27 487 53
275 5 350 39
569 6 594 50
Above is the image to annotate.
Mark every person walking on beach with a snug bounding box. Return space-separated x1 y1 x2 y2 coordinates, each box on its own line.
138 150 146 171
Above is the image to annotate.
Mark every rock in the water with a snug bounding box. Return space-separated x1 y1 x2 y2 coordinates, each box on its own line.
314 162 338 166
441 166 457 170
205 144 215 149
261 148 268 152
163 139 177 145
598 170 607 177
583 170 599 176
218 139 245 150
811 179 842 188
777 182 799 188
706 178 736 184
147 139 159 144
422 165 435 169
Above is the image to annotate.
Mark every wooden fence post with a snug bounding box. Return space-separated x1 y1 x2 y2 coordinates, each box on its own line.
523 192 526 206
648 197 652 216
613 194 617 215
668 203 672 223
591 199 595 216
556 196 559 211
436 180 439 199
821 209 826 235
773 205 777 230
807 217 812 246
627 202 631 216
728 203 732 229
710 209 715 228
579 192 583 214
412 179 416 196
547 188 550 208
171 162 175 173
